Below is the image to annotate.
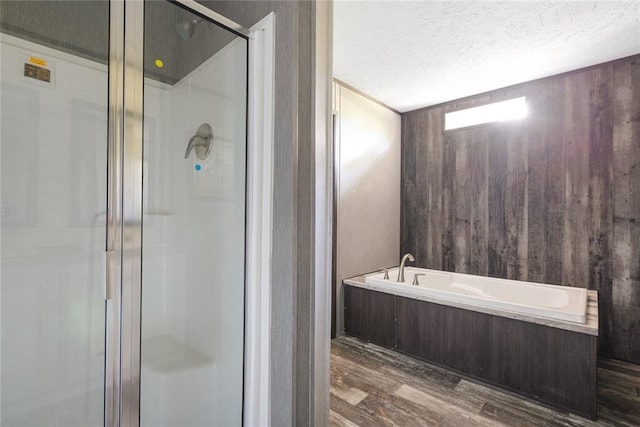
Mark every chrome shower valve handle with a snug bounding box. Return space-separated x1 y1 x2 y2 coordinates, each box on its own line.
184 123 213 160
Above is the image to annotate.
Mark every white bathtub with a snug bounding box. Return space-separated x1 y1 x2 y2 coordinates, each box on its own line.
365 267 588 323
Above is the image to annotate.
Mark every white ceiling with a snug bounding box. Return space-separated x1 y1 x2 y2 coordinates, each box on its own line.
333 1 640 113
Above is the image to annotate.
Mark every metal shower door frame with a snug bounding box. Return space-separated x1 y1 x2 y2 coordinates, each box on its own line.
105 1 249 426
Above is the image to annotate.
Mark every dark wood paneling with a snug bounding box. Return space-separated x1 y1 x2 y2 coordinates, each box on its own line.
469 128 489 276
396 297 493 375
442 131 457 272
487 127 509 278
401 55 640 363
395 296 597 419
588 65 614 356
454 134 470 273
400 113 419 262
506 123 528 281
343 285 598 419
343 285 396 349
611 58 640 363
426 109 444 269
545 77 566 286
525 81 549 284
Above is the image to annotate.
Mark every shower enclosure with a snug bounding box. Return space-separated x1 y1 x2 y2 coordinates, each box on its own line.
1 1 249 425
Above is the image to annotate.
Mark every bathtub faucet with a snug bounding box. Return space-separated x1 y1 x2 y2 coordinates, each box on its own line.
397 253 415 282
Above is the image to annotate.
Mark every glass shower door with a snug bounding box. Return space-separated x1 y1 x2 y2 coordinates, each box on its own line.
0 2 109 425
140 2 248 425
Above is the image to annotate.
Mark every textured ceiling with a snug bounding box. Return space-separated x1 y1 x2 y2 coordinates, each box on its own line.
334 1 640 112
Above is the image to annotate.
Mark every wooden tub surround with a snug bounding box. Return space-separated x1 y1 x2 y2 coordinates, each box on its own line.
343 274 599 420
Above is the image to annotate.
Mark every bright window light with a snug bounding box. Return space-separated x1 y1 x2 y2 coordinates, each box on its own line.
444 96 528 131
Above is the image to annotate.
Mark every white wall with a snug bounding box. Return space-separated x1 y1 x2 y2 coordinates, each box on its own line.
334 82 401 335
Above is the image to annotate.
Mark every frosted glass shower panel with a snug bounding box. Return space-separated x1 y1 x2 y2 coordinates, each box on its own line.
0 1 109 425
140 2 248 426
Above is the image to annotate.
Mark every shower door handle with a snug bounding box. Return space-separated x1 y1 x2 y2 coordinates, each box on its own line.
102 250 117 301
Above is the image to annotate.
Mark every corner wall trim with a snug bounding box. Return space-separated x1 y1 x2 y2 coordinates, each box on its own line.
246 11 276 427
314 1 334 426
333 78 400 115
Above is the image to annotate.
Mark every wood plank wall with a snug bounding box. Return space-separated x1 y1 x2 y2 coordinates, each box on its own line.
401 55 640 364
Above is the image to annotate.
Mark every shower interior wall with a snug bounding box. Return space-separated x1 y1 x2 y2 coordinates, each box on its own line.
0 29 245 424
1 34 108 424
140 35 247 426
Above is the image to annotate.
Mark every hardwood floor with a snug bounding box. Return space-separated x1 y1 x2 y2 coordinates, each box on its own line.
330 335 640 426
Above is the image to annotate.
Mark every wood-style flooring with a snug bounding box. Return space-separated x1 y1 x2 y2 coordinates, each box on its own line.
330 335 640 426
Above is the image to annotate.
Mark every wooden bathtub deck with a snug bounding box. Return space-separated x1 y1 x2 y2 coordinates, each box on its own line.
330 335 640 427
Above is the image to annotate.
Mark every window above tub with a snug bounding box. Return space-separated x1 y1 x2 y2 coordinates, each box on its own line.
444 96 528 131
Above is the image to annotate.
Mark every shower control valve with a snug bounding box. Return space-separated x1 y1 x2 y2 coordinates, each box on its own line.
184 123 213 161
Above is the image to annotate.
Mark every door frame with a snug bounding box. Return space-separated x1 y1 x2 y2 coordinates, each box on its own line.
104 0 145 423
105 1 263 426
105 0 124 425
